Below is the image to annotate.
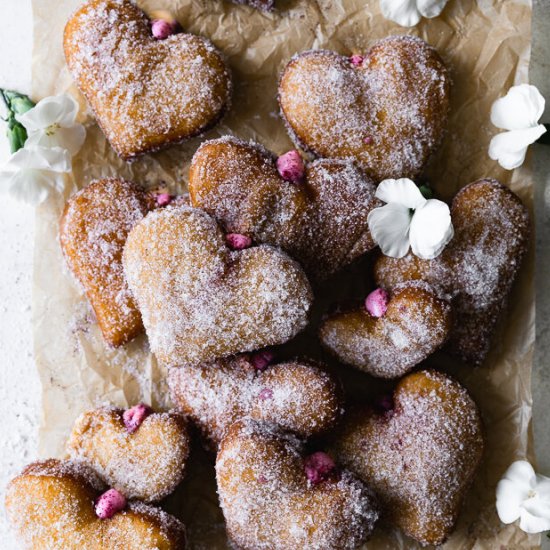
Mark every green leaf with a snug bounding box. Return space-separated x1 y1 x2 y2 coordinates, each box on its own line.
418 184 434 200
0 89 35 153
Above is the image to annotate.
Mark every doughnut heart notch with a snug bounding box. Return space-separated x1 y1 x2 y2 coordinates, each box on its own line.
5 459 186 550
319 282 452 379
123 206 313 366
278 35 450 182
216 419 379 550
64 0 231 160
66 406 190 502
332 370 484 546
60 178 153 347
168 354 343 448
189 136 378 283
375 179 530 365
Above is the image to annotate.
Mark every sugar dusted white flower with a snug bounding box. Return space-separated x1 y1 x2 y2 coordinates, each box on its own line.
379 0 449 27
16 94 86 156
489 84 547 170
367 178 453 259
0 146 72 205
496 460 550 534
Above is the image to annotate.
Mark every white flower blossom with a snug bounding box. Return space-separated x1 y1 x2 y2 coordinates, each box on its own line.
496 460 550 534
379 0 449 27
489 84 547 170
0 146 72 205
367 178 453 259
16 94 86 156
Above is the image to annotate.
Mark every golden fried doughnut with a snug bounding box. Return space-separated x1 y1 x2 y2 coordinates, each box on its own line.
332 370 484 546
216 419 379 550
66 405 190 502
319 282 452 378
278 35 450 182
64 0 231 160
168 354 342 448
189 136 378 282
123 205 313 366
60 178 153 347
374 179 530 365
5 459 186 549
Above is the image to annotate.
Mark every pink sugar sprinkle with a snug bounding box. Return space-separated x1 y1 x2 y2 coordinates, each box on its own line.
276 150 305 183
258 388 273 400
95 488 126 519
363 136 374 145
258 474 268 484
123 403 152 433
156 193 173 207
350 54 364 67
365 288 389 317
226 233 252 250
151 19 176 40
304 452 336 485
250 349 275 371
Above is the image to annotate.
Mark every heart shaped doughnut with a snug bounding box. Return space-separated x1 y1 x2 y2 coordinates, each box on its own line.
60 178 153 347
319 282 452 378
332 370 484 546
278 35 450 182
66 406 190 502
216 419 379 550
64 0 231 160
5 459 186 549
189 136 378 282
123 205 313 366
375 179 530 365
168 354 342 448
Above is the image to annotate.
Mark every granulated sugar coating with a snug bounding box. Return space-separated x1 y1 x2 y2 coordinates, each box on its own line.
189 136 379 283
66 406 190 503
123 205 313 367
59 178 153 347
375 179 530 365
333 370 484 547
319 281 452 379
216 419 379 550
64 0 231 159
5 459 187 549
168 355 343 448
278 35 450 182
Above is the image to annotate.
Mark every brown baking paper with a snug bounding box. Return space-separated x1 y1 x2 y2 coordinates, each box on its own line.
31 0 540 547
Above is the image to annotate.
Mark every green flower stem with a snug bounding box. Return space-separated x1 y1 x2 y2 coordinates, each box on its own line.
0 89 35 153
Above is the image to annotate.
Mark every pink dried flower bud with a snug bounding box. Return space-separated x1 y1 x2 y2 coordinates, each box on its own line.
226 233 252 250
365 288 389 318
123 403 152 434
250 349 275 371
152 18 177 40
350 54 364 67
155 193 173 207
276 150 305 183
374 393 394 414
363 135 374 145
95 488 126 519
304 452 336 485
258 388 273 401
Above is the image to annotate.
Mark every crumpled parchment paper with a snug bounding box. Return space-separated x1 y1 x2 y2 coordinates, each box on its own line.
31 0 540 547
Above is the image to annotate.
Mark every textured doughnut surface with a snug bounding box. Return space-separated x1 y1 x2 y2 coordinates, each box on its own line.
279 35 450 182
168 355 342 447
60 178 152 347
189 136 378 282
64 0 231 160
216 419 379 550
332 370 484 546
319 282 452 378
123 205 313 366
66 407 190 502
5 459 186 550
375 179 530 365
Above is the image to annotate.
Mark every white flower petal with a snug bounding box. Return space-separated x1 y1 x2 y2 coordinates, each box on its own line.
417 0 448 19
491 84 546 131
409 198 453 259
535 475 550 501
496 478 530 523
519 507 550 534
367 203 412 258
488 125 546 170
379 0 422 27
375 178 426 209
17 94 79 131
5 169 54 206
26 124 86 155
